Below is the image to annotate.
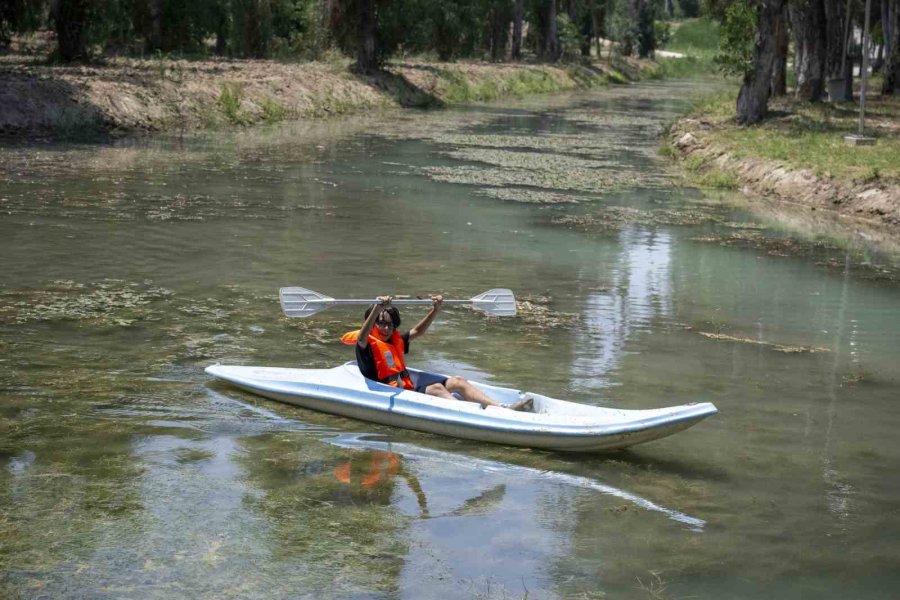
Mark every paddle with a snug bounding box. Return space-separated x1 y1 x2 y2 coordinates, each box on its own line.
279 287 517 318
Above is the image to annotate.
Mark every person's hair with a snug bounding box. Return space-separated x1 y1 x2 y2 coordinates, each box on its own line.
364 304 401 328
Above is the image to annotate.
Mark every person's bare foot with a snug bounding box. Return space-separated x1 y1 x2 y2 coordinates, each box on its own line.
503 395 534 412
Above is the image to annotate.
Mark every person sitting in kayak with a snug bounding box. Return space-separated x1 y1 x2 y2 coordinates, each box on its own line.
341 295 533 411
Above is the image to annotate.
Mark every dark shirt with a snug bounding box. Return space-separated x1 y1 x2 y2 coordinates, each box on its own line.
356 331 411 382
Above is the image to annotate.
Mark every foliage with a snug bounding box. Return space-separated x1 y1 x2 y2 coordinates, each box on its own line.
665 17 719 57
0 0 46 49
7 0 665 67
679 0 701 18
713 1 756 77
655 21 671 48
557 13 583 61
606 0 637 54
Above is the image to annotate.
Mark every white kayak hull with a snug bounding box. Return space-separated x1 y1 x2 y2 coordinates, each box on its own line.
205 362 717 452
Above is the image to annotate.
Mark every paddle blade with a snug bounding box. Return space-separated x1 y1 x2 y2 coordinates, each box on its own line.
280 287 335 318
470 288 517 317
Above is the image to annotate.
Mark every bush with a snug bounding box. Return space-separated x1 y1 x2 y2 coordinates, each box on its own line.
655 21 671 48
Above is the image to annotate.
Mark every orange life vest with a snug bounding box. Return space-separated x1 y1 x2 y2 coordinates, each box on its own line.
334 451 401 488
341 329 414 390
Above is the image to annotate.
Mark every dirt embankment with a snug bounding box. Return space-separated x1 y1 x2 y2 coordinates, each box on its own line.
0 48 640 137
669 118 900 229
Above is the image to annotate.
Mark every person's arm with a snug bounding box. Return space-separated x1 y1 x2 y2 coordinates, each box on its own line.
357 295 391 349
408 295 442 341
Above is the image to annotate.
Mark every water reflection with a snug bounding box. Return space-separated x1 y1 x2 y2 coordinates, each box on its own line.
571 225 674 390
328 433 704 530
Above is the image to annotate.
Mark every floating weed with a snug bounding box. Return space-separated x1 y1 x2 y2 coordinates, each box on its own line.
635 570 669 600
551 205 723 232
422 165 637 196
477 188 581 204
175 448 216 464
516 295 580 331
697 332 830 354
0 280 172 326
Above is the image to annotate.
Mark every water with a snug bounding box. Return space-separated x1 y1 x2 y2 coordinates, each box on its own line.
1 81 899 599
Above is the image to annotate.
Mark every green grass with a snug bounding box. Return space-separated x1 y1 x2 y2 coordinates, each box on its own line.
690 94 900 181
218 82 252 125
260 97 287 124
438 67 592 104
664 17 720 58
656 17 721 79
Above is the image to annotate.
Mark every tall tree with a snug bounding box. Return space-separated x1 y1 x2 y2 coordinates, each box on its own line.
52 0 93 61
634 0 655 58
771 2 788 96
736 0 785 124
883 0 900 93
789 0 826 101
512 0 524 59
489 0 511 61
356 0 377 71
539 0 560 61
823 0 851 99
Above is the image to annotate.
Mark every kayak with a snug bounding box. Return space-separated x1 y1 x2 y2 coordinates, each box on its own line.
205 362 717 452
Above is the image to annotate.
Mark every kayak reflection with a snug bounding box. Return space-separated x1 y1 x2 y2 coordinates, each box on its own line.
325 433 705 531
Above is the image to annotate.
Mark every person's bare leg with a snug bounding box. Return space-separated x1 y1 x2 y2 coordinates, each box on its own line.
426 377 533 411
445 376 502 408
424 383 457 401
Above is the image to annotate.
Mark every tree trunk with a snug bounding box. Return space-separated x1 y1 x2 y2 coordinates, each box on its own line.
789 0 826 100
53 0 91 62
356 0 378 73
490 2 509 62
635 0 654 58
771 4 788 96
512 0 524 60
823 0 849 82
593 0 604 60
884 0 900 93
665 0 674 18
737 0 785 124
541 0 560 61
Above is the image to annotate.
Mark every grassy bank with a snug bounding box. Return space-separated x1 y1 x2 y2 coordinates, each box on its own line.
677 93 900 182
0 46 646 139
666 92 900 227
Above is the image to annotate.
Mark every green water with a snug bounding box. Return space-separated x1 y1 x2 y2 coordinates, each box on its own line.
1 81 899 599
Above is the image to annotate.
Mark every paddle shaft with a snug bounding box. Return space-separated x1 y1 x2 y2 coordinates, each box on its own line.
301 299 470 307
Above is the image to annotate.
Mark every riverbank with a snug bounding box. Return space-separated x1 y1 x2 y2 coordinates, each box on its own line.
666 94 900 229
0 41 651 139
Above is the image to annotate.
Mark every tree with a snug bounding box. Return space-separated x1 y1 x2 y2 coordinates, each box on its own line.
883 0 900 93
538 0 561 61
771 2 787 96
736 0 785 124
356 0 377 70
512 0 524 59
488 0 511 60
823 0 851 99
52 0 94 61
789 0 827 101
634 0 655 58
